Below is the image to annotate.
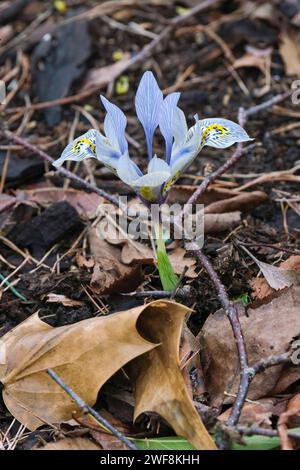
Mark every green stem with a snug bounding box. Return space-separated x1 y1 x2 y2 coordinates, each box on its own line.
154 222 178 292
0 273 27 301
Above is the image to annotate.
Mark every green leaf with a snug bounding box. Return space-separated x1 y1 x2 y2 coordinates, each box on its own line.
231 427 300 450
156 247 179 291
154 223 178 291
135 427 300 451
134 437 195 451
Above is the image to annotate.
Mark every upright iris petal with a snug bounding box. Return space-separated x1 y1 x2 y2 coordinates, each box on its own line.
158 92 180 164
100 96 128 155
135 71 163 160
53 70 253 206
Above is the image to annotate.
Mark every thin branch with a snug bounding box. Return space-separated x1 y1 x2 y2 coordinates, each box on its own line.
47 368 137 451
252 352 292 374
235 425 300 440
0 129 121 208
244 90 292 118
122 286 191 299
185 242 250 426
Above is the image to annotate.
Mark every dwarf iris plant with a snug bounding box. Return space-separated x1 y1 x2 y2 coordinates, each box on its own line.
53 71 252 291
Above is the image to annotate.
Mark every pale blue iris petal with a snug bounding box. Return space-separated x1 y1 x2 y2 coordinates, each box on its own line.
198 118 253 149
172 107 188 152
131 172 170 188
170 121 201 169
135 71 163 159
100 95 128 154
158 92 180 164
53 129 98 168
95 132 122 174
148 155 171 174
117 154 143 185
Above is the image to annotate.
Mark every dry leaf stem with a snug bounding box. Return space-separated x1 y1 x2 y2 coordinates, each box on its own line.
47 368 137 451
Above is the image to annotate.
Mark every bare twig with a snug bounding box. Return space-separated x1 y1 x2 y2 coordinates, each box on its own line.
0 129 121 208
185 243 250 426
122 286 191 299
244 90 292 118
235 425 300 440
47 368 137 451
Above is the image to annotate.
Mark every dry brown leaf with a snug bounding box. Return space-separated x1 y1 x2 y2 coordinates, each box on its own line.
77 412 130 450
278 394 300 450
36 437 100 451
0 308 154 430
168 248 197 279
251 255 300 300
128 302 217 450
16 187 104 218
95 210 155 266
279 31 300 76
201 286 300 407
204 211 241 233
75 252 95 269
89 227 143 294
121 242 155 265
244 248 300 291
180 325 205 398
205 191 268 214
80 55 131 91
0 300 215 450
45 294 83 307
218 397 287 427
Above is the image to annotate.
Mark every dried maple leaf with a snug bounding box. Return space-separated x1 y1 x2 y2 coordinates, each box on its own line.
127 302 216 450
0 300 216 450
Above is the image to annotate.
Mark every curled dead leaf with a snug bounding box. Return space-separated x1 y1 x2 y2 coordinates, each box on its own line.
0 300 216 450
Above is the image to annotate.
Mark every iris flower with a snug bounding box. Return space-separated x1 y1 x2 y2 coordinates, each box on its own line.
53 71 252 291
53 71 252 205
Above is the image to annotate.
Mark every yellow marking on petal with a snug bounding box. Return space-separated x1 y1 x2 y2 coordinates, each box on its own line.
201 124 229 144
71 138 95 155
140 187 157 202
163 171 180 194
